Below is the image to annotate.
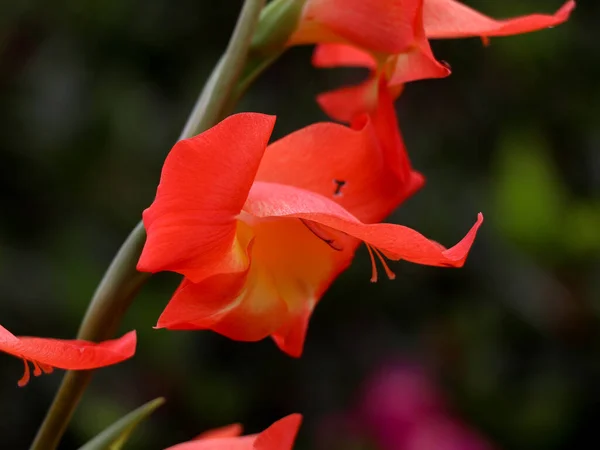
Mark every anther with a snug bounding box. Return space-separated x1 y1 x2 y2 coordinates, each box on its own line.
372 247 396 280
366 245 379 282
18 359 31 387
366 245 396 282
31 361 43 377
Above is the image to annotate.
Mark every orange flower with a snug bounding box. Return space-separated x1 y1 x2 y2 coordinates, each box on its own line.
165 414 302 450
290 0 575 121
0 324 136 386
138 110 481 357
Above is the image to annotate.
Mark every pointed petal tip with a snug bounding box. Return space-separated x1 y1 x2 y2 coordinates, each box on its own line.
254 414 303 450
440 212 484 267
559 0 576 18
273 332 305 358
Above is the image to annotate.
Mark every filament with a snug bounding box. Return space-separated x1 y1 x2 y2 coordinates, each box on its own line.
366 245 396 283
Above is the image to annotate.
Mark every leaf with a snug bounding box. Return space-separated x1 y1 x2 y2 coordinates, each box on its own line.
78 397 165 450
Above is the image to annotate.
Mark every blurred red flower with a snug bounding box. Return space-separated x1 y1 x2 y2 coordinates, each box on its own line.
165 414 302 450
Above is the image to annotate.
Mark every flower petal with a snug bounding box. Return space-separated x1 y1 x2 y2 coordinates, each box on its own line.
423 0 575 39
194 424 244 440
246 182 483 268
316 77 380 123
313 43 377 69
1 330 137 370
166 435 256 450
260 81 423 225
0 324 19 343
292 0 424 54
254 414 302 450
387 44 451 86
156 271 250 330
138 113 276 283
160 217 355 357
166 415 301 450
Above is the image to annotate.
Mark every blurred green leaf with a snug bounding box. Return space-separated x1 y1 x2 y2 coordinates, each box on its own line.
493 130 567 257
563 201 600 257
78 398 165 450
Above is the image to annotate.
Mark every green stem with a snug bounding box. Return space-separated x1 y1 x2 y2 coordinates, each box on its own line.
30 1 265 449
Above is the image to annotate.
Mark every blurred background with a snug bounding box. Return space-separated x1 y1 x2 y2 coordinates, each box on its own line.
1 0 598 449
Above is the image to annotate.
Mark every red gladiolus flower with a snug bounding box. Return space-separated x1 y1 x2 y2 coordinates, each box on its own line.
303 0 574 121
138 111 482 357
0 325 136 387
165 414 302 450
291 0 450 121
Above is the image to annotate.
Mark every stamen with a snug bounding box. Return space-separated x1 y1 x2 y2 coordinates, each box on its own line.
366 245 379 283
18 359 31 387
31 361 43 377
39 363 54 374
372 247 396 280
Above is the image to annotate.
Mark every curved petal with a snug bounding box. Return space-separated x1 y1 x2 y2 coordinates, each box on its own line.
159 217 355 357
156 270 251 330
387 44 451 86
2 330 136 370
138 113 276 283
166 415 301 450
316 77 379 123
361 80 425 210
246 182 483 268
254 414 302 450
313 43 377 69
258 82 423 225
423 0 575 39
194 424 244 440
292 0 423 54
166 435 256 450
0 324 18 343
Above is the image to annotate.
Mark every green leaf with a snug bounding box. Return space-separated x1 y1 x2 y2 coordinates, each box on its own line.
78 398 165 450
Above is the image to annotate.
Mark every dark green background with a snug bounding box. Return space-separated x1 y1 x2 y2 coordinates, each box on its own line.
1 1 598 449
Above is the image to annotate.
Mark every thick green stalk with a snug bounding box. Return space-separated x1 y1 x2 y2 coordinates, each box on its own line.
29 1 265 449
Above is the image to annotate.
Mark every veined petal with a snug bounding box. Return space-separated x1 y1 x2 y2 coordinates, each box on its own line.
313 43 377 69
246 182 483 268
423 0 575 39
138 113 276 283
291 0 423 54
166 414 302 450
